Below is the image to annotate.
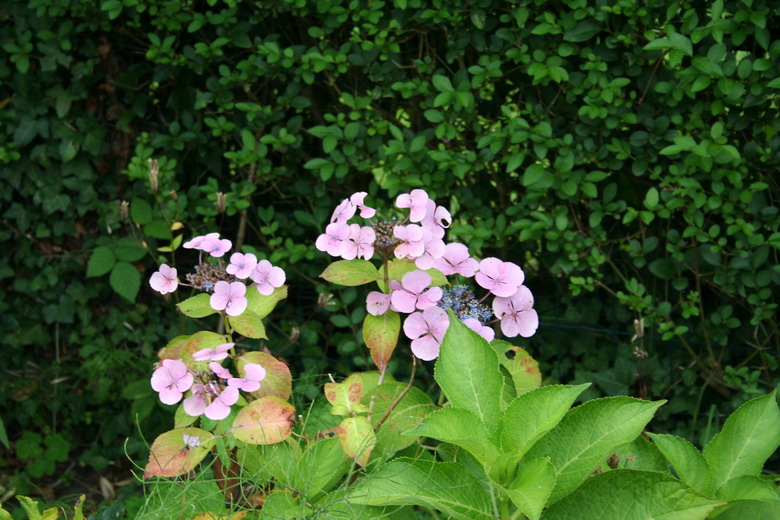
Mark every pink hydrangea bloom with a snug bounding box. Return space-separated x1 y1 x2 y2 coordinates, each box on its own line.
204 386 239 421
340 224 376 260
393 224 425 259
151 359 193 405
210 362 232 379
396 189 430 223
183 384 208 417
492 285 538 338
412 230 446 270
226 252 258 279
316 223 351 257
403 307 450 361
251 259 286 296
210 281 248 316
463 318 495 343
350 192 376 218
330 198 357 224
391 270 442 313
200 235 232 258
183 232 219 250
433 243 479 277
366 291 391 316
475 258 525 297
149 264 179 294
228 362 266 392
193 342 234 362
419 200 451 239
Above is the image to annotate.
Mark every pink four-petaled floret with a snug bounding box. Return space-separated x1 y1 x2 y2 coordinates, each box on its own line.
492 285 538 338
390 270 442 313
251 259 286 296
210 281 248 316
149 264 179 294
151 359 193 405
403 306 450 361
475 257 525 297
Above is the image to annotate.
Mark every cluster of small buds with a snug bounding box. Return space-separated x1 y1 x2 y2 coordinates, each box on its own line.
317 189 539 361
149 232 286 317
150 345 267 421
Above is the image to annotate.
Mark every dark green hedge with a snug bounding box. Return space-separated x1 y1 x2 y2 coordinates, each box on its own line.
2 0 778 488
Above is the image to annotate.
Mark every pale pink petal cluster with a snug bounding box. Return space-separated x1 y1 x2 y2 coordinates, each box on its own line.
209 362 232 379
150 264 179 294
366 291 392 316
226 252 258 279
183 232 219 250
151 359 193 405
493 285 538 338
433 243 478 277
228 363 266 392
396 189 430 222
403 307 450 361
251 259 286 295
340 224 376 260
330 198 357 224
193 342 234 362
350 192 377 218
393 224 425 259
475 258 525 297
210 281 248 316
413 230 446 270
200 235 232 258
390 270 442 313
204 386 239 420
183 384 208 416
316 223 351 257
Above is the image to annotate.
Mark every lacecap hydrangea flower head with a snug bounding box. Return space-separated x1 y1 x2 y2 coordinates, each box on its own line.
317 190 538 362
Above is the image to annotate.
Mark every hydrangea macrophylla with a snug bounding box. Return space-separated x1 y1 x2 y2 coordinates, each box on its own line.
340 224 376 260
251 259 286 296
150 264 179 294
210 361 231 380
393 224 425 259
226 252 258 279
200 234 233 258
366 291 392 316
463 318 496 343
390 270 442 313
204 385 239 421
330 197 357 224
475 258 525 297
350 192 376 219
433 243 479 277
316 223 350 257
403 306 450 361
228 363 266 392
492 285 539 338
151 359 194 405
396 189 429 222
419 200 451 239
193 342 234 362
183 232 219 250
210 281 248 316
183 384 208 416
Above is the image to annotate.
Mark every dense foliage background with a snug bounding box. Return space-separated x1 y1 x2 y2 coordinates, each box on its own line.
1 0 778 514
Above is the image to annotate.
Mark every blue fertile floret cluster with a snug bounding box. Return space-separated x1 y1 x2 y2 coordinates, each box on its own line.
438 284 493 324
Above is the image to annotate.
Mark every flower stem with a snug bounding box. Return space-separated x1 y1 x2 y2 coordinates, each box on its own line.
374 355 416 432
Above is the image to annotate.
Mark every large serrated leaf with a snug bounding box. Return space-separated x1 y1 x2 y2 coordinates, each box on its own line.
703 391 780 489
363 310 399 372
227 309 267 339
144 427 214 477
542 470 723 520
506 457 555 520
319 260 380 286
349 458 493 520
648 432 712 494
526 396 665 504
406 407 499 466
434 312 503 431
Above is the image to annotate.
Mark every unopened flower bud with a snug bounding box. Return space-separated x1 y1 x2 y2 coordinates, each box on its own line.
318 292 336 308
148 158 159 193
169 189 178 202
119 200 129 221
289 326 300 343
216 192 226 213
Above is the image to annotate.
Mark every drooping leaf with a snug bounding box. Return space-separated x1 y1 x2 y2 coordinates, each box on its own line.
349 458 493 520
144 427 214 477
338 416 376 467
363 311 400 372
542 470 723 520
231 396 295 445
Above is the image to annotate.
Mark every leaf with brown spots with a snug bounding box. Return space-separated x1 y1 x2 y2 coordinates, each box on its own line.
231 396 295 445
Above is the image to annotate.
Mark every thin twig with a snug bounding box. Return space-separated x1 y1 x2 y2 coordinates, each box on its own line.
374 356 416 432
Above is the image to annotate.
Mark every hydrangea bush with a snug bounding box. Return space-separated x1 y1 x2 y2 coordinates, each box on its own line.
137 189 780 520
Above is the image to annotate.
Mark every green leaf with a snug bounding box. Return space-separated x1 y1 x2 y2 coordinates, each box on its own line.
130 197 153 225
703 391 780 489
716 475 780 502
86 246 115 277
324 373 372 416
406 407 499 466
645 187 659 208
349 458 493 520
543 470 723 520
363 311 400 372
338 416 376 467
177 293 218 318
245 285 287 318
227 310 267 339
497 384 591 457
693 56 724 78
368 382 434 454
144 427 215 477
320 260 380 286
563 21 601 42
644 33 693 56
432 74 454 92
712 499 780 519
109 261 140 302
648 432 712 494
435 312 503 431
237 351 292 401
525 396 665 504
292 436 350 497
492 341 542 396
505 457 556 520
